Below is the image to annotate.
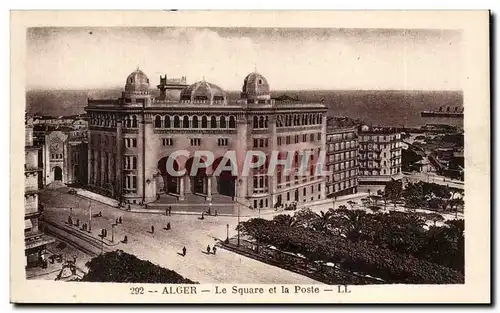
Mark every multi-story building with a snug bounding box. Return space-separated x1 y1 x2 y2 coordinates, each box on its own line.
325 118 359 197
41 129 88 186
85 69 327 211
24 116 54 268
357 125 403 194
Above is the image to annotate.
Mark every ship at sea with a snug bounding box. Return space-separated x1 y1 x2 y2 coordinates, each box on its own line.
421 106 463 118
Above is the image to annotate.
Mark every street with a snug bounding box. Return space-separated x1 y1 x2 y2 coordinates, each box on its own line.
40 187 322 284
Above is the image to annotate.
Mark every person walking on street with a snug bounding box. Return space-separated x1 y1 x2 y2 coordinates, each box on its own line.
165 208 168 216
206 245 211 254
151 225 155 234
214 209 218 217
212 246 217 255
119 216 122 224
201 212 205 220
182 246 186 256
169 206 172 216
166 222 171 230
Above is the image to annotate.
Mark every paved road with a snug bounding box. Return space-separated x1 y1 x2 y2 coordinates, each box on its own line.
40 188 322 284
403 172 464 190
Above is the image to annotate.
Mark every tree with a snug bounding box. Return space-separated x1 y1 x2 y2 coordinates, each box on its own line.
81 250 196 283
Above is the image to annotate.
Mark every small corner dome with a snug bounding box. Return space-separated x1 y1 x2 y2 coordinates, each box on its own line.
125 69 150 93
242 72 270 99
180 80 226 103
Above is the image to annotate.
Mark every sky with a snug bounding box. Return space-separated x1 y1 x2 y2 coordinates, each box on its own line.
26 27 462 91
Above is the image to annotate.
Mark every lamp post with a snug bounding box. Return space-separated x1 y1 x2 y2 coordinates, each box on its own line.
236 179 243 247
88 200 92 233
225 224 229 244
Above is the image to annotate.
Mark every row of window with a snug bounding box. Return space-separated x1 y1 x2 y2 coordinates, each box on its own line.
359 143 402 151
51 153 63 160
277 174 320 187
328 169 358 183
360 167 401 176
253 138 269 148
328 160 357 172
124 156 137 170
190 138 201 146
124 174 137 191
154 115 237 129
327 141 358 152
277 133 322 145
275 114 322 128
328 151 357 163
327 179 357 194
124 138 137 148
328 132 357 142
359 134 401 143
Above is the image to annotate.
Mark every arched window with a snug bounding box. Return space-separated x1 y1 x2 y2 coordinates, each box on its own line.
220 116 227 128
174 116 180 128
183 115 189 128
192 116 199 128
210 116 217 128
287 115 292 126
253 116 259 128
259 116 265 128
164 115 171 128
265 116 268 128
229 116 236 128
202 116 208 128
302 115 306 125
308 114 313 125
126 117 131 128
154 115 161 128
132 115 138 128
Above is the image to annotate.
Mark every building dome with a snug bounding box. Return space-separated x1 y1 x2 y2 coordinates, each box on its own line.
180 80 226 103
241 72 270 100
125 68 150 93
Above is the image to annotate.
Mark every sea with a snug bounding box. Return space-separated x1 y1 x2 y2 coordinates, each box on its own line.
26 89 463 129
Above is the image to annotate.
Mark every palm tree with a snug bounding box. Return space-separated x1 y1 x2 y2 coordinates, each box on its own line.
316 210 333 232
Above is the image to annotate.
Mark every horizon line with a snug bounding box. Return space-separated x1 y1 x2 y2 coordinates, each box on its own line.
26 87 464 93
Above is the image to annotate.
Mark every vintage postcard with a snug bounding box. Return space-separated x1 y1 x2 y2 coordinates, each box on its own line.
10 10 490 303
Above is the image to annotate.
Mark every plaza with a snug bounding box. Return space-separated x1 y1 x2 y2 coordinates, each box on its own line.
39 187 323 284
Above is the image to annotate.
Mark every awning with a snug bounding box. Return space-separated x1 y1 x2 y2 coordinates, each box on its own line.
25 219 33 230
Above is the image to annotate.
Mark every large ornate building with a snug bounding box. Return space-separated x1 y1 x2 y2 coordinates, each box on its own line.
25 116 54 268
85 69 327 210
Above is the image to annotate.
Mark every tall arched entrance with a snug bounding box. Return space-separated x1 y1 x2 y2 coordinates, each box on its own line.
213 157 236 198
185 156 207 195
158 156 180 194
54 166 62 181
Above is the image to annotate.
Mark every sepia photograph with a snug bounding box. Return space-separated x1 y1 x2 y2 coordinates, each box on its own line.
10 10 490 303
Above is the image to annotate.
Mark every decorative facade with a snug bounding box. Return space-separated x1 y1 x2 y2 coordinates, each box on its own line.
85 69 328 211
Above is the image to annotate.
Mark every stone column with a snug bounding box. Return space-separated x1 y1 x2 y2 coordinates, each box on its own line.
206 176 212 201
179 176 185 201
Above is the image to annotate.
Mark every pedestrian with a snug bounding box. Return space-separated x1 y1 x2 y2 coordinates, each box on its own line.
214 209 218 217
208 207 211 216
182 246 186 256
76 219 80 227
119 216 122 224
201 212 204 220
206 245 211 254
169 206 172 216
165 208 168 216
166 222 171 230
115 218 119 225
212 246 217 255
123 235 128 244
151 225 155 234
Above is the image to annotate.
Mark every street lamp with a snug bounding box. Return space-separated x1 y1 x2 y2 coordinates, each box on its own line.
236 179 243 247
225 223 229 244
